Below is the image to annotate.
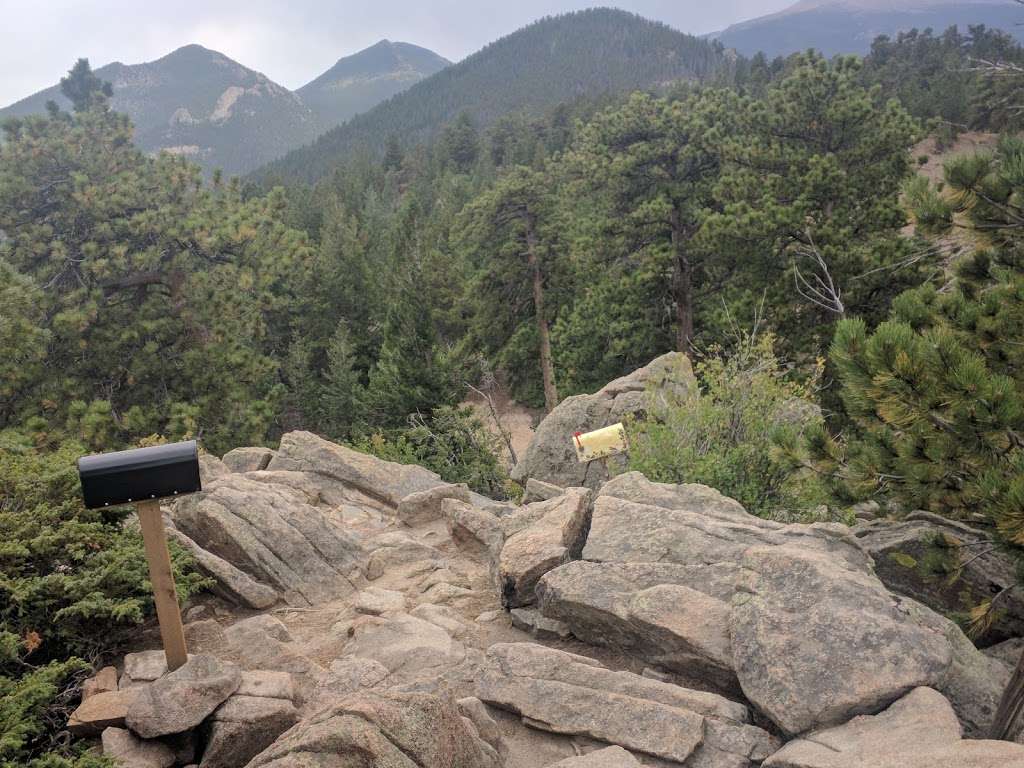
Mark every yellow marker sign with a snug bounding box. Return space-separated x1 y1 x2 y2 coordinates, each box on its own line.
573 423 628 463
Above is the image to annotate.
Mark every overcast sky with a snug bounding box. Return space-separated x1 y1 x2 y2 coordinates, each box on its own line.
0 1 793 106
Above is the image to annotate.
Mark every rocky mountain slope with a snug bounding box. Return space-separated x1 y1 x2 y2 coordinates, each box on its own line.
68 352 1024 765
0 45 321 177
714 0 1024 58
0 41 448 177
66 353 1024 767
297 40 450 129
252 8 732 185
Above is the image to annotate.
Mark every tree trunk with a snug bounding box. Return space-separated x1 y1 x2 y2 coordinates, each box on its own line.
991 646 1024 740
526 224 559 413
670 206 694 352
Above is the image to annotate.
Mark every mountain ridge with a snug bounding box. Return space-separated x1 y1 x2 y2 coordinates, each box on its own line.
713 0 1024 57
0 40 449 176
252 8 732 185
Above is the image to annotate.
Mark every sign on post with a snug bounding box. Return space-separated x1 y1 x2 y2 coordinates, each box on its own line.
573 423 629 464
77 441 202 672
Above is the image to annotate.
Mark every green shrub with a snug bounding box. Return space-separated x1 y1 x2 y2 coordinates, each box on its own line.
0 432 210 766
353 405 511 500
626 336 830 520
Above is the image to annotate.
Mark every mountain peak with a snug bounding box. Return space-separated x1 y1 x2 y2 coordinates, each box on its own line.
296 40 450 128
260 8 730 184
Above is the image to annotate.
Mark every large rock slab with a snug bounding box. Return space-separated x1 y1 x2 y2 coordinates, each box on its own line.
498 488 592 608
763 687 1024 767
166 523 279 610
511 353 695 490
201 694 299 768
126 655 241 738
267 430 450 507
244 690 495 768
101 727 175 768
398 483 471 526
172 473 363 606
476 643 778 766
730 545 952 736
221 446 275 473
344 612 467 683
583 489 866 571
444 498 505 563
547 746 640 767
68 689 134 735
537 561 739 693
853 511 1024 644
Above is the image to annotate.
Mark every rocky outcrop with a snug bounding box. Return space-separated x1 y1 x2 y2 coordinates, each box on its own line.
498 488 592 608
244 690 496 768
537 560 739 693
398 483 471 525
763 686 1024 767
221 447 275 473
267 430 451 507
853 511 1024 644
79 418 1022 768
166 523 280 609
731 545 951 736
511 353 695 490
547 747 640 768
477 642 779 766
538 471 1007 737
172 473 363 606
126 655 241 738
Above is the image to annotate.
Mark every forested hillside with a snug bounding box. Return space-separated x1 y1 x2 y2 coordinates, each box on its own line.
253 8 734 184
8 6 1024 764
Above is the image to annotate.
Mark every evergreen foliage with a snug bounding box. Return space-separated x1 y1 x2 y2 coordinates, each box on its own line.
0 63 310 453
355 406 510 499
0 433 208 767
809 136 1024 558
629 335 829 520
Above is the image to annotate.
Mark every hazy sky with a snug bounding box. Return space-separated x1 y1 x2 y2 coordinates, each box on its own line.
0 1 794 106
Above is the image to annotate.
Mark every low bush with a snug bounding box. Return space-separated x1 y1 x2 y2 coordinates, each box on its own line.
627 335 830 520
0 431 209 767
353 405 512 500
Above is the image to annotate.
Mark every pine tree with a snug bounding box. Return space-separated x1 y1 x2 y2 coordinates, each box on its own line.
806 132 1024 739
0 63 311 453
456 166 563 411
58 58 113 112
383 135 404 172
438 112 480 173
364 261 457 427
703 53 922 353
566 91 725 351
320 322 363 439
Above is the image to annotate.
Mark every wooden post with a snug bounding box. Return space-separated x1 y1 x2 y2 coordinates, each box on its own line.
136 500 188 672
